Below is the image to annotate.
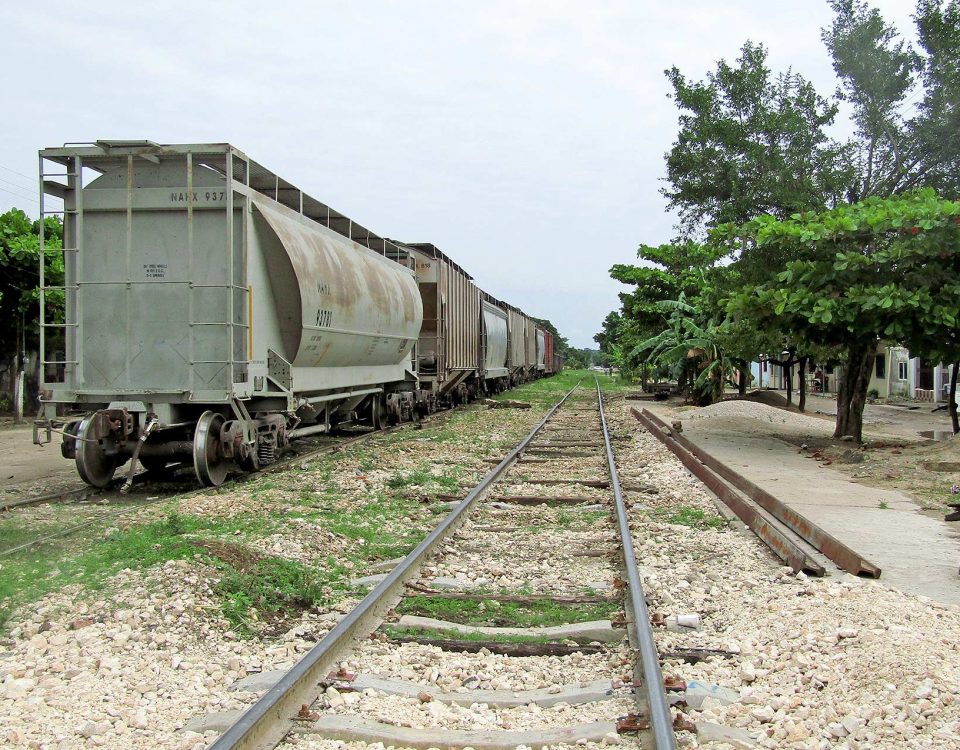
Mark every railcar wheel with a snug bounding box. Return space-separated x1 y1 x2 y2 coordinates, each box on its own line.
75 415 118 488
371 397 384 431
193 411 229 487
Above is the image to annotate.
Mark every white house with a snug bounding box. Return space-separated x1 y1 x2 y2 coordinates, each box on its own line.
749 346 959 406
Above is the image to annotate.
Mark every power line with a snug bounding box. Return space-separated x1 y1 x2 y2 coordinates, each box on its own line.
0 163 34 182
0 175 34 195
0 184 36 204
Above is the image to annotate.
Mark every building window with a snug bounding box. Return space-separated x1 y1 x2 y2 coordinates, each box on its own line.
875 354 886 379
898 361 908 380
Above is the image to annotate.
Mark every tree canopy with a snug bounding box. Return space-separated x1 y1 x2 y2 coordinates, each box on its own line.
600 0 960 440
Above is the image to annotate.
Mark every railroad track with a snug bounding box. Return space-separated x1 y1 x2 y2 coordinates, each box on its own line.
194 380 676 750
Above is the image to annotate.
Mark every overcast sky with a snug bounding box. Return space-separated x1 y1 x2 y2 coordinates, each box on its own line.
2 1 916 347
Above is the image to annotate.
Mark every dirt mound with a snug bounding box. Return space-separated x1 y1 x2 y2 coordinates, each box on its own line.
736 389 798 411
685 399 834 432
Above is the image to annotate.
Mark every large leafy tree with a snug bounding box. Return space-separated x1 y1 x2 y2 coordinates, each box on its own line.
725 189 960 441
824 0 960 199
602 0 960 419
663 41 852 235
0 208 63 411
602 41 853 400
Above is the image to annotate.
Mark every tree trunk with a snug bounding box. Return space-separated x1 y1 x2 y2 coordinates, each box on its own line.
834 342 876 442
738 360 748 395
950 362 959 435
785 361 793 406
798 356 808 413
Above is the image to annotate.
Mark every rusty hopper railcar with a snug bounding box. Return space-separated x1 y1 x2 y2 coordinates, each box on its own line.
541 329 555 374
35 141 423 487
401 243 511 407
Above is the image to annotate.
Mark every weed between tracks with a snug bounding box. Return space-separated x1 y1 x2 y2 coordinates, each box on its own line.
0 370 596 634
653 504 727 530
396 595 616 627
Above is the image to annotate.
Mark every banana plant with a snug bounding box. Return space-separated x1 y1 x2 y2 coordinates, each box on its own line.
634 292 732 405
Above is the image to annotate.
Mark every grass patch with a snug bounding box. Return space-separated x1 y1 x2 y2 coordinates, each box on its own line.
0 510 346 634
659 505 727 530
396 595 616 627
211 546 346 636
0 510 205 627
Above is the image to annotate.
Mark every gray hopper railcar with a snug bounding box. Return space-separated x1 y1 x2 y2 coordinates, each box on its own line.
33 140 558 489
34 141 425 487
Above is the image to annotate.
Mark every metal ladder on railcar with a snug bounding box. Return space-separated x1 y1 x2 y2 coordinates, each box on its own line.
38 154 81 390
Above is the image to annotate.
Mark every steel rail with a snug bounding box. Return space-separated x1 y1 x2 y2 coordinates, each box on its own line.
595 380 676 750
208 381 582 750
632 407 825 575
636 408 880 578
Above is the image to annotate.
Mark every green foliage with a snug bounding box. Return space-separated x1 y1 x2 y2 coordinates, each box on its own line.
396 595 616 628
660 505 727 530
723 189 960 354
663 41 851 235
634 292 733 405
216 555 334 637
598 1 960 434
724 188 960 437
0 209 64 361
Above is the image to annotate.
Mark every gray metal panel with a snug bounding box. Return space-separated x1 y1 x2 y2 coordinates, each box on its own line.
507 308 526 369
536 329 546 368
524 316 537 368
74 159 237 396
482 301 508 379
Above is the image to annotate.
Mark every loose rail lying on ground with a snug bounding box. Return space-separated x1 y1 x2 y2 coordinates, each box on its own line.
633 407 880 579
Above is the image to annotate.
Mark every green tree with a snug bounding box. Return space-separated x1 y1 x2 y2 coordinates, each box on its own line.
663 41 852 235
635 294 734 405
724 189 960 441
0 208 63 412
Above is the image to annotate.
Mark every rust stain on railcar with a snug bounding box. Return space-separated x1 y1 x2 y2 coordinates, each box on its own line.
250 197 421 368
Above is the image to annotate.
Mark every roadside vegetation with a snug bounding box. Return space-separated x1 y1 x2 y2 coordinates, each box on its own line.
597 0 960 442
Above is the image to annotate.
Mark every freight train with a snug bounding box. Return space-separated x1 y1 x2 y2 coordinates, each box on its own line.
33 141 562 488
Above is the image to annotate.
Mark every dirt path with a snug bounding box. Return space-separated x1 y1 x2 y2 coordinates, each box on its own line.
0 423 79 497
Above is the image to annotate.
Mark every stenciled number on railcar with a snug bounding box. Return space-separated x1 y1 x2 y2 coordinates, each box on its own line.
315 309 333 328
168 190 227 202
